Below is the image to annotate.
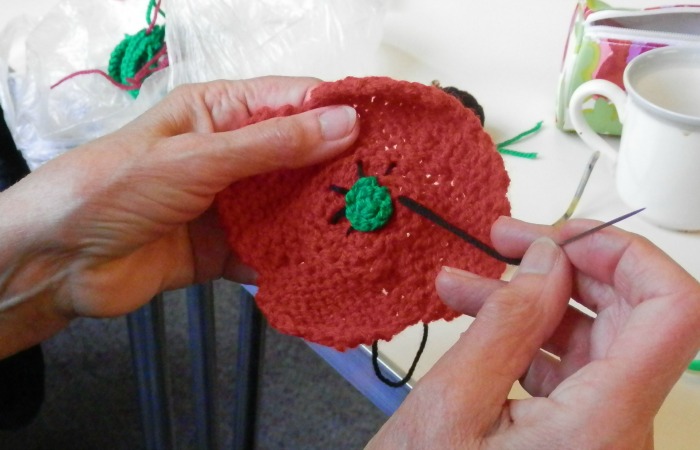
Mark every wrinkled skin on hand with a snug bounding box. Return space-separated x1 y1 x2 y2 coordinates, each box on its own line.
367 218 700 450
0 77 359 358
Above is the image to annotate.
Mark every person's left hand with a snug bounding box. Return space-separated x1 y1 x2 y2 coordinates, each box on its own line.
0 77 358 355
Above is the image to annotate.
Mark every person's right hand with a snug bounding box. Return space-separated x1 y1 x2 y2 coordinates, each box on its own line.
368 218 700 449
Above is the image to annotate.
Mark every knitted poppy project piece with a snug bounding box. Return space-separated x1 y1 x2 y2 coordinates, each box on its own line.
216 77 511 350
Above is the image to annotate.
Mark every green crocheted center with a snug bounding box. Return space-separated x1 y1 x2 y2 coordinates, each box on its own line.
345 176 393 232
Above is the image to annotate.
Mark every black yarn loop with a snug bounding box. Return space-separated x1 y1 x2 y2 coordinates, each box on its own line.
372 323 429 388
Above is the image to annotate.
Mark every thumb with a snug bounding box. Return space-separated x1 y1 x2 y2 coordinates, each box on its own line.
165 104 359 190
416 238 572 430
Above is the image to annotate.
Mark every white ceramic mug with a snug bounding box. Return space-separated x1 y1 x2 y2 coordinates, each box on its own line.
569 46 700 231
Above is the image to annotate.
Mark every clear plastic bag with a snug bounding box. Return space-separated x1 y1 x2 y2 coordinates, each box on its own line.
166 0 387 87
0 0 168 169
0 0 387 169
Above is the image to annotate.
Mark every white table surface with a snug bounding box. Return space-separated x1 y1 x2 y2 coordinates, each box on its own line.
5 1 700 448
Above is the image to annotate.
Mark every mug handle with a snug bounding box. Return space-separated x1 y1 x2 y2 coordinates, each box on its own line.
569 79 628 162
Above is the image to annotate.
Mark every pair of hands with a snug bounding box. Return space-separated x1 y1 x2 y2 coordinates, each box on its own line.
1 76 698 448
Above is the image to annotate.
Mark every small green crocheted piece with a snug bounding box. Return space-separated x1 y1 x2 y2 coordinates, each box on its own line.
345 176 393 232
496 121 542 159
108 24 166 98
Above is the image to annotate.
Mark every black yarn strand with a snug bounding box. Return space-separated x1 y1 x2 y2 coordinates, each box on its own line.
398 196 522 266
372 323 429 388
329 185 349 195
356 161 365 178
329 207 346 225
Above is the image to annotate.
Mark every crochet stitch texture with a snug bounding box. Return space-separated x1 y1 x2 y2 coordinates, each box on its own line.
216 77 511 350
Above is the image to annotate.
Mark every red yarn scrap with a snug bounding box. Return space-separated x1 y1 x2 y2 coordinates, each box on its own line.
216 77 511 350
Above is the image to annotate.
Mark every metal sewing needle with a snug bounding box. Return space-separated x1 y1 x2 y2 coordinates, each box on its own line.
558 207 646 247
500 208 646 266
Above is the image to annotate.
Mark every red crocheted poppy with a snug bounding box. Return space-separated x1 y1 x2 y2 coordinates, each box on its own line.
216 77 510 350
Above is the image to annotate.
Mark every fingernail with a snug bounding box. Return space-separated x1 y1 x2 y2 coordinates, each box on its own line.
319 105 357 140
442 266 480 279
518 237 560 275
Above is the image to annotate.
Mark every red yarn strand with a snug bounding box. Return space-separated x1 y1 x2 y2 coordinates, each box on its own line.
50 69 137 91
51 43 168 92
146 0 163 35
125 43 169 86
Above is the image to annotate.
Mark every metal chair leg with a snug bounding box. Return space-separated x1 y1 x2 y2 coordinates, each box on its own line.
127 296 175 450
186 283 219 449
233 287 266 450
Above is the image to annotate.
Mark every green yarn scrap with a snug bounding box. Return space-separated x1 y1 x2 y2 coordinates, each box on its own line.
497 148 538 159
345 176 393 232
108 24 166 98
496 121 542 159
